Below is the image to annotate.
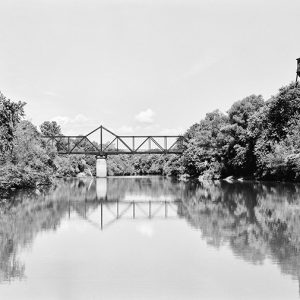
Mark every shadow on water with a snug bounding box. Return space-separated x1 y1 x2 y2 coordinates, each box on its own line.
0 177 300 293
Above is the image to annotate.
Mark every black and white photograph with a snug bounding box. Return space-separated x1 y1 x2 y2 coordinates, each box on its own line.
1 0 300 299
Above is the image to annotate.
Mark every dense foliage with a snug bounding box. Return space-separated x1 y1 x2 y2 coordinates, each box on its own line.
181 83 300 181
107 154 183 176
0 120 55 190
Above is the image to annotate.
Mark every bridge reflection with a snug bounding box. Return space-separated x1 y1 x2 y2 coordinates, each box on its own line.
74 199 181 230
68 178 181 230
64 177 183 230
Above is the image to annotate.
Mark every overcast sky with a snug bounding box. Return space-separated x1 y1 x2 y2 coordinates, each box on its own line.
0 0 299 135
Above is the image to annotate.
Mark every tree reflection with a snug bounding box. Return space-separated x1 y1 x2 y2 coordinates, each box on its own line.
0 178 300 292
179 180 300 290
0 188 69 282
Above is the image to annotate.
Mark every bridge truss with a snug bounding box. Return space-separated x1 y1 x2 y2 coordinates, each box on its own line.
42 125 184 155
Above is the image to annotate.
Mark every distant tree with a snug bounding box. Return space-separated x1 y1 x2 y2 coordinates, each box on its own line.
40 121 61 136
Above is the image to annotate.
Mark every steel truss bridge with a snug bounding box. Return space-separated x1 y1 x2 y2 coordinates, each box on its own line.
42 125 184 156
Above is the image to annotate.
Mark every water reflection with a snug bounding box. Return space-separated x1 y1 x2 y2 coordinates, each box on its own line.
179 180 300 295
0 177 300 297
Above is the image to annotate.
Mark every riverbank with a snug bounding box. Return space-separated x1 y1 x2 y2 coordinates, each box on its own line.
1 83 300 192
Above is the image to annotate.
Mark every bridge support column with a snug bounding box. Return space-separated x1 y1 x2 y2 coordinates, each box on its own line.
96 156 107 178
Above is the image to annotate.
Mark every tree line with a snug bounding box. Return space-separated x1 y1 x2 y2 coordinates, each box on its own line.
1 82 300 190
181 83 300 181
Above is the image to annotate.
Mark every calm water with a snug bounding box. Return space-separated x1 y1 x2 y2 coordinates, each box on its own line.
0 177 300 300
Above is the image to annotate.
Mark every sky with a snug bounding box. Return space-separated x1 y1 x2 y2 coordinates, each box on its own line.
0 0 299 135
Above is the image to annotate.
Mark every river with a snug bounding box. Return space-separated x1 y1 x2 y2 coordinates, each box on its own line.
0 177 299 299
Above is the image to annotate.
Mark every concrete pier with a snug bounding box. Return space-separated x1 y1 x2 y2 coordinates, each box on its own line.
96 156 107 178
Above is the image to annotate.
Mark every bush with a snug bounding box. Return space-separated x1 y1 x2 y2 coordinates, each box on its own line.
0 164 52 190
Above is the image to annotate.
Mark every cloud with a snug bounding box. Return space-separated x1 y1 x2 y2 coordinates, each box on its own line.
51 116 70 126
51 114 89 126
135 108 155 123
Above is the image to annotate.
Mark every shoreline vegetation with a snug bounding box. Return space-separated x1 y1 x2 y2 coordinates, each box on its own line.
1 82 300 192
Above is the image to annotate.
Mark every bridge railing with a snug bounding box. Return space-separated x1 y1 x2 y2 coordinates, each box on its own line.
41 125 185 155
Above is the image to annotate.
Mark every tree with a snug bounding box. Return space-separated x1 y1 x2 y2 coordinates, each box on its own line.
12 121 52 171
40 121 61 136
0 120 54 190
263 83 300 142
182 110 229 178
227 95 264 129
223 95 265 176
0 92 25 156
249 84 300 181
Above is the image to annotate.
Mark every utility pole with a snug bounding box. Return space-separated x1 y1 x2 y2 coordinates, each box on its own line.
296 57 300 87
